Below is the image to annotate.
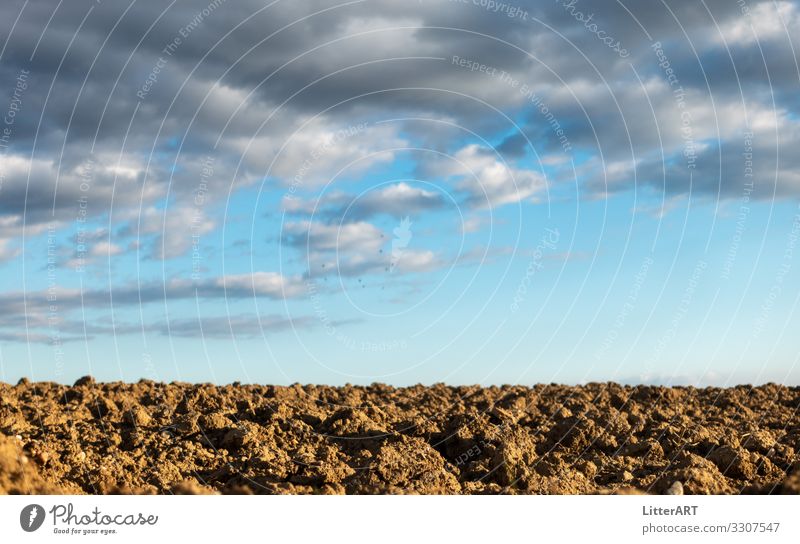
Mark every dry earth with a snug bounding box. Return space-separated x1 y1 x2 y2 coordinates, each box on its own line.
1 379 799 494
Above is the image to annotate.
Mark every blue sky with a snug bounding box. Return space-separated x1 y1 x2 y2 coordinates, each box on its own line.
0 0 799 385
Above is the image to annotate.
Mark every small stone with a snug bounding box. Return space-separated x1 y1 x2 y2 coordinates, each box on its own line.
73 376 96 387
666 481 684 495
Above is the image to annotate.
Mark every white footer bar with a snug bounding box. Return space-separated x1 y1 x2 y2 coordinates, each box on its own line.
1 495 797 543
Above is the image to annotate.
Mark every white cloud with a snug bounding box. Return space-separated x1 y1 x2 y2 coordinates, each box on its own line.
0 152 163 239
214 272 305 298
283 220 385 253
428 144 546 208
245 120 407 189
716 2 798 45
282 182 446 221
0 240 20 263
89 241 123 258
134 206 216 260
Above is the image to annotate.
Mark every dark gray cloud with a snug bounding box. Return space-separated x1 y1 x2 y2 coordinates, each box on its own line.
0 271 310 343
0 271 305 317
1 0 796 229
1 313 333 344
72 314 325 341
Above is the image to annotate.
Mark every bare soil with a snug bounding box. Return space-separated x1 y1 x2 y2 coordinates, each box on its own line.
1 379 799 494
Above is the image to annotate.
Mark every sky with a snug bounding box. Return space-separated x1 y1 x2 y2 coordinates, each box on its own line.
0 0 799 386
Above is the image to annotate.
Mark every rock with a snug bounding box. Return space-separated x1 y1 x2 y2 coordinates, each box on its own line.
73 376 96 387
665 481 684 495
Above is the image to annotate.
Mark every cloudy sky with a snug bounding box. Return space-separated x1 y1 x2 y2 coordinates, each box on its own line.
0 0 799 385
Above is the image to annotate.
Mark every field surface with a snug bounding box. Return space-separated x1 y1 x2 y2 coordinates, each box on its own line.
1 380 799 494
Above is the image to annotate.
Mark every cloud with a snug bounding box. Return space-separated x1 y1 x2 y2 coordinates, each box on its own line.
129 206 216 260
715 1 798 45
265 122 407 189
0 240 21 263
282 182 447 222
0 153 162 238
311 247 443 278
0 271 306 317
426 144 546 207
282 220 385 254
213 272 306 298
0 313 338 344
461 215 489 234
160 314 313 339
0 271 309 343
0 0 796 246
344 183 447 220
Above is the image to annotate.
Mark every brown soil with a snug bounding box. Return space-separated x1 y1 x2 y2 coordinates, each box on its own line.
1 379 799 495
